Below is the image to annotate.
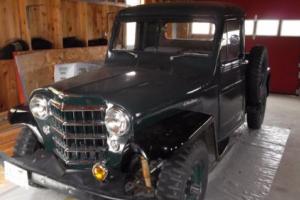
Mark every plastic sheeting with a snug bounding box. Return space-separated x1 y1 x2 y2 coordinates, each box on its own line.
206 125 290 200
0 125 290 200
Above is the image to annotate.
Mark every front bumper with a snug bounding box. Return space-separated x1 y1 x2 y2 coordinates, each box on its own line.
0 151 151 200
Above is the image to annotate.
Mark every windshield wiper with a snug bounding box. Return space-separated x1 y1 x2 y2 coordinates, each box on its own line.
170 52 209 61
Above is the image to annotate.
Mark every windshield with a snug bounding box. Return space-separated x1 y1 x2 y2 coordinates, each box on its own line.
112 19 216 55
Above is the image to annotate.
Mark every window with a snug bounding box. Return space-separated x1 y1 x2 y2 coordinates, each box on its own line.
192 22 215 35
245 20 255 36
165 22 215 41
280 20 300 37
126 0 142 6
256 20 279 36
220 33 227 62
119 0 144 50
157 22 216 53
114 22 137 50
220 20 241 62
113 20 217 54
126 22 137 47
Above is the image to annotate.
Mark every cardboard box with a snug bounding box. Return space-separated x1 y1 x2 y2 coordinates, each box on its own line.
54 61 104 82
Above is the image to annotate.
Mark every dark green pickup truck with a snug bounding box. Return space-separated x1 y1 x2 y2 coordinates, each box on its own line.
2 2 270 200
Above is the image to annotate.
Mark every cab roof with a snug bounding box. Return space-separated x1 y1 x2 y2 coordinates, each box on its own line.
118 2 245 20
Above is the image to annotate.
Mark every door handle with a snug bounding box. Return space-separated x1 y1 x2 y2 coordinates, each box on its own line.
240 59 249 65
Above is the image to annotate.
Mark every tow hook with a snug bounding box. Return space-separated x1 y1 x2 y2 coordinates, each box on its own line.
140 155 152 189
130 144 154 190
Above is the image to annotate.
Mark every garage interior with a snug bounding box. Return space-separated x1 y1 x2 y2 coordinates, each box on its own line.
0 0 299 200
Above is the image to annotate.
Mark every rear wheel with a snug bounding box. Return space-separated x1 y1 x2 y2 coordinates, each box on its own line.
246 46 269 130
156 140 208 200
13 127 40 157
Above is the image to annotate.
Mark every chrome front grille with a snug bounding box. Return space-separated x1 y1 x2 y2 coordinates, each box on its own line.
49 99 107 166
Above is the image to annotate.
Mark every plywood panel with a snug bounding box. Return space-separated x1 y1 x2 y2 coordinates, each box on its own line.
15 46 107 99
0 61 19 112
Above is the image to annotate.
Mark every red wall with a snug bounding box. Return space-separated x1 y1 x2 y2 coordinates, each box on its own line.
198 0 300 94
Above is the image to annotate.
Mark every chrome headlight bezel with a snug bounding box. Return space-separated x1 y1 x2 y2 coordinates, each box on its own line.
29 95 49 120
104 104 131 137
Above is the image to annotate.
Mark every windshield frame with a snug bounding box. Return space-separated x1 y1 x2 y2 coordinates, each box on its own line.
109 15 222 56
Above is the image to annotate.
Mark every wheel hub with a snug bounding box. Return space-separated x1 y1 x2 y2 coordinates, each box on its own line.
185 165 204 200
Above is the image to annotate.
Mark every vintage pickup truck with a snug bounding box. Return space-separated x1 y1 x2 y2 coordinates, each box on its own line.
2 2 270 200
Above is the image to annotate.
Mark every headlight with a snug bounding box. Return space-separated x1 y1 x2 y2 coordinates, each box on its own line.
29 95 49 120
105 105 130 136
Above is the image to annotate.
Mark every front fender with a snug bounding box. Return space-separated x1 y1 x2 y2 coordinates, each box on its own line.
135 109 218 161
185 116 218 160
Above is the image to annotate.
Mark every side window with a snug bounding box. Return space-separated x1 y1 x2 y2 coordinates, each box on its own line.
221 20 241 63
220 33 227 62
114 22 137 50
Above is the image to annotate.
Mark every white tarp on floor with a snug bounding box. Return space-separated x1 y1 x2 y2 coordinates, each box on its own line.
0 125 290 200
206 125 290 200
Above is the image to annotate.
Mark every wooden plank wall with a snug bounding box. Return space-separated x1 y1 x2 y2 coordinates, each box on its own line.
0 122 22 156
0 0 23 47
0 0 125 49
61 0 83 39
0 0 124 112
0 61 19 112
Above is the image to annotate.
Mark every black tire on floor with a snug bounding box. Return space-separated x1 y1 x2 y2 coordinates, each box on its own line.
246 46 269 130
156 140 209 200
13 127 40 157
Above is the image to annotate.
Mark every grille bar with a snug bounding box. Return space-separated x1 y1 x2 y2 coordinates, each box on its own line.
54 149 104 166
51 126 106 140
50 99 107 166
53 138 106 152
52 114 104 126
50 99 106 112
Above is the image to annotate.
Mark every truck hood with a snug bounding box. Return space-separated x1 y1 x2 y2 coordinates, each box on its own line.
51 65 214 116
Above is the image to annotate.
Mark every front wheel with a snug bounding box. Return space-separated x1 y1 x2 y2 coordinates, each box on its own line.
13 127 41 157
156 140 208 200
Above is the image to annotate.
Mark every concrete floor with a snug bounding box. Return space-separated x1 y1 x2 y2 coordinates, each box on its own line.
0 94 299 200
264 94 300 200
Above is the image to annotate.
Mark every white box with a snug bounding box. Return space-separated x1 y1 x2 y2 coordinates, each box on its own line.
54 61 104 82
4 161 29 189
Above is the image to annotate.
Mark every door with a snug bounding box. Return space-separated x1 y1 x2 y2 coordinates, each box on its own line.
219 19 245 139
